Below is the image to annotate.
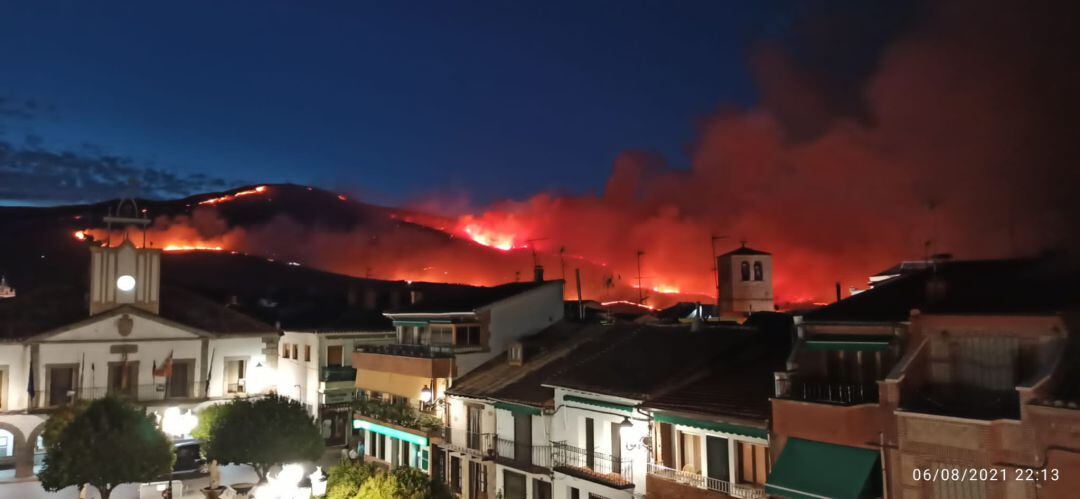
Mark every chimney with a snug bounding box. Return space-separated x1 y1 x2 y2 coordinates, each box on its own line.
533 265 544 283
575 268 584 320
834 282 842 302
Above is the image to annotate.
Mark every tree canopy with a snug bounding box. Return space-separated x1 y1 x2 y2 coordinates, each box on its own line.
325 461 452 499
195 395 324 481
38 397 174 499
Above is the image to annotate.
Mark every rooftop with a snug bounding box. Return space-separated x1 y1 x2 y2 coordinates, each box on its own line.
721 245 770 257
802 257 1079 323
386 281 555 315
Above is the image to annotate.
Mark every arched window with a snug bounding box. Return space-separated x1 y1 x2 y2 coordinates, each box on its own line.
741 261 750 281
753 261 764 281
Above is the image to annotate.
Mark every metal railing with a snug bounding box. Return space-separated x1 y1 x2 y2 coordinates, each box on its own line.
34 382 208 407
320 365 357 382
441 427 494 457
647 462 765 499
495 437 552 468
552 441 632 487
357 343 456 358
787 380 879 405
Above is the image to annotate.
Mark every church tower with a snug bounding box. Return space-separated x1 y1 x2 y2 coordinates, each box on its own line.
88 199 161 315
717 243 774 317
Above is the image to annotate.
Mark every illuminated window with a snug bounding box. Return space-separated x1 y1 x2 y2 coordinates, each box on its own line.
753 261 763 281
740 261 750 281
738 441 770 486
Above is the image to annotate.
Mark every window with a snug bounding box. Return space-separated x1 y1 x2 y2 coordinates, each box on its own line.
450 456 462 492
225 359 246 393
678 430 702 473
428 325 453 346
455 325 481 347
107 362 139 399
738 441 769 486
513 413 532 463
291 344 298 359
281 343 288 357
753 261 763 281
469 461 486 497
327 345 343 366
585 417 595 470
569 487 580 499
740 261 750 281
304 345 311 362
467 404 482 450
503 470 526 499
706 435 730 482
47 366 77 407
533 479 552 499
0 432 11 458
390 395 409 406
167 360 194 398
610 421 622 471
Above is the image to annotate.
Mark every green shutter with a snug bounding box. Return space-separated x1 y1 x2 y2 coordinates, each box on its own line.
564 394 633 412
653 413 768 439
494 401 542 416
765 439 881 499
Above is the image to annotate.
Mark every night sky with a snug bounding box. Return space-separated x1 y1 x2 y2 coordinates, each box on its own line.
0 1 812 206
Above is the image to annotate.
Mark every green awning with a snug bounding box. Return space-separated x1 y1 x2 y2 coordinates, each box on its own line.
766 439 881 499
494 401 542 416
353 419 429 447
653 413 768 439
392 320 429 327
564 394 633 412
804 340 890 352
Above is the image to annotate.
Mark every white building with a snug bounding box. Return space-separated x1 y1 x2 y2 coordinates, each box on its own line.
717 245 773 317
0 204 278 481
352 279 565 475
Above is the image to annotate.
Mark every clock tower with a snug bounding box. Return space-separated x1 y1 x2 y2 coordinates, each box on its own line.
88 199 161 315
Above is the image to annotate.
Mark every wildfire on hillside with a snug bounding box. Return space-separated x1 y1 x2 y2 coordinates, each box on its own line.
197 185 268 206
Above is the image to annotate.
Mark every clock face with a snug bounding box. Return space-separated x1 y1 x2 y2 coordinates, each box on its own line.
116 274 136 291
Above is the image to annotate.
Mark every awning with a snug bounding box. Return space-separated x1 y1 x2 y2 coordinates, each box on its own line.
804 340 890 352
765 439 880 499
494 401 542 416
353 419 429 447
653 413 767 439
564 394 633 412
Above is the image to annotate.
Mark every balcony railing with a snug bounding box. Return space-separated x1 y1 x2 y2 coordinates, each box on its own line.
552 441 633 488
356 343 456 358
440 427 494 457
647 462 765 499
495 437 552 468
320 365 358 382
35 382 209 407
786 380 879 405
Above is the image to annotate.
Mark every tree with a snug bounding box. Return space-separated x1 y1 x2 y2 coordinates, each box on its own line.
326 459 378 499
38 397 174 499
354 468 453 499
197 395 324 482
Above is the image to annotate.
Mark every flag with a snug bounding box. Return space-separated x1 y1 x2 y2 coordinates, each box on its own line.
153 350 174 378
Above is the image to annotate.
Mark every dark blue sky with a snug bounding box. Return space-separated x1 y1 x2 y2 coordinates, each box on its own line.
0 1 796 206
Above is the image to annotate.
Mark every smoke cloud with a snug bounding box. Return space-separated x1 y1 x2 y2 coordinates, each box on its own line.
422 0 1079 303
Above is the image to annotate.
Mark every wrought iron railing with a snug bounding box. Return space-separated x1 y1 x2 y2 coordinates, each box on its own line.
35 382 208 407
787 379 879 405
357 343 456 358
647 462 765 499
441 427 494 457
552 441 632 487
495 437 552 468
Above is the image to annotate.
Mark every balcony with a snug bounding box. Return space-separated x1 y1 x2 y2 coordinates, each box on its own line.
495 437 552 472
353 398 442 434
320 365 358 382
35 382 208 409
440 427 494 458
357 343 456 358
647 463 765 499
784 379 879 405
552 441 633 489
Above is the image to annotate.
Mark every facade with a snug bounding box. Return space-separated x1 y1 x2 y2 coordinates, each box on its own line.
0 208 279 481
717 245 773 317
766 257 1079 499
276 329 394 446
351 279 565 474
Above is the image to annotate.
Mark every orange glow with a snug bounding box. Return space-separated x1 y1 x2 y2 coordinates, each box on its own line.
600 300 657 311
198 185 268 205
162 244 224 252
461 223 516 251
73 230 87 241
651 284 680 294
337 194 347 201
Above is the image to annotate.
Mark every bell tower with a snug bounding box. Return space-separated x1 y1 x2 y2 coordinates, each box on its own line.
88 199 162 315
717 243 774 317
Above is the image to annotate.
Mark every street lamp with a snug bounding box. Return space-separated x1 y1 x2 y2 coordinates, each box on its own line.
419 385 433 404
